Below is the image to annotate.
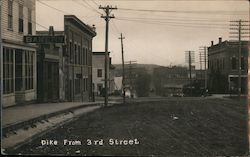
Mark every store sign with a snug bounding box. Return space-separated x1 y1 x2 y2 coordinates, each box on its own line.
24 35 65 43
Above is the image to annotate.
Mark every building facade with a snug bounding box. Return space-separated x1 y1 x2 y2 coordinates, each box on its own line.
208 37 249 94
92 52 111 95
1 0 37 107
153 66 190 96
36 27 65 102
64 15 96 102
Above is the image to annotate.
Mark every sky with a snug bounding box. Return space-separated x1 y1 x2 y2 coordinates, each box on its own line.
36 0 249 68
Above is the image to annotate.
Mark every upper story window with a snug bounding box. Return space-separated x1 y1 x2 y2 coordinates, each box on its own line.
241 57 245 70
97 69 102 77
78 45 81 65
74 44 77 64
231 57 237 70
8 0 13 30
19 4 24 33
28 9 32 35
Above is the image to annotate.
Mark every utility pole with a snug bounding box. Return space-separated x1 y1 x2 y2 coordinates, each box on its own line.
119 33 125 104
185 51 195 95
204 47 207 90
230 19 249 99
99 5 117 107
0 1 3 109
199 46 208 89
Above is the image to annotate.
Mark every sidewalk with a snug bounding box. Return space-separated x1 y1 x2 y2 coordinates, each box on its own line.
2 101 106 128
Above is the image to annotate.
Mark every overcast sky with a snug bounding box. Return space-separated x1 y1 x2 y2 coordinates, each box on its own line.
36 0 249 68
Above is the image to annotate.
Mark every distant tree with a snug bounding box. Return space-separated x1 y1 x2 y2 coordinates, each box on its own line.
135 71 151 97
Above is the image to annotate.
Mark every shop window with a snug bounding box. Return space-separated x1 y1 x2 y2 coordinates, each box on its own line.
3 47 14 94
15 49 23 91
25 51 34 90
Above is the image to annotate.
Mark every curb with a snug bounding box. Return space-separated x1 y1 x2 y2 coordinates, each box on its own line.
3 102 104 135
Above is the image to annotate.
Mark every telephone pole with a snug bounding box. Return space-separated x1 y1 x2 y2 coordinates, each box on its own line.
0 2 2 110
119 33 125 104
185 51 195 95
199 46 208 89
230 19 249 99
99 5 117 107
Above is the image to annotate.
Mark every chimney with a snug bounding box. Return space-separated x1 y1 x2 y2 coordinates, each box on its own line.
92 24 96 32
219 37 222 44
48 26 54 36
211 41 214 46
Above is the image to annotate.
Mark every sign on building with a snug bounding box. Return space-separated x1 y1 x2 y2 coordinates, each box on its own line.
24 36 65 43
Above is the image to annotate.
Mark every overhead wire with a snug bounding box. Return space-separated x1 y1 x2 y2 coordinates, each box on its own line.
118 8 248 15
37 0 72 15
80 0 102 15
90 0 99 7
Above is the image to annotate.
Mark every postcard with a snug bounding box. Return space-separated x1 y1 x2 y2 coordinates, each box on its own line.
1 0 249 156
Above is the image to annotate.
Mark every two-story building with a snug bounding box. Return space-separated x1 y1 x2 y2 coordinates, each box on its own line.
64 15 96 102
35 15 96 103
36 26 65 102
208 37 249 94
92 52 116 95
1 0 37 107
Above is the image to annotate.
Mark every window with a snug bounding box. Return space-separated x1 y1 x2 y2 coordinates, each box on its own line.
222 58 225 70
8 0 13 29
15 49 23 91
75 79 80 94
69 42 73 63
241 57 245 70
3 47 14 94
97 69 102 77
85 78 88 91
28 9 32 34
86 48 88 65
25 51 34 90
18 4 23 33
232 57 237 70
78 45 81 65
82 48 85 65
74 44 77 64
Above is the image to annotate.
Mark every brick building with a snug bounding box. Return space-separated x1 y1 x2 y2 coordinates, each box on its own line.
208 37 249 94
35 15 96 103
1 0 37 107
64 15 96 102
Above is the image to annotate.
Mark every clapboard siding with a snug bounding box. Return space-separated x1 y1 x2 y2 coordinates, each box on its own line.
1 0 36 42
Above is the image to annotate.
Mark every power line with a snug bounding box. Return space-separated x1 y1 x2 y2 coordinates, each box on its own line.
116 17 229 26
115 18 228 29
116 16 230 23
90 0 99 7
37 0 72 14
80 0 102 14
118 7 248 15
